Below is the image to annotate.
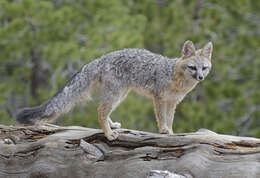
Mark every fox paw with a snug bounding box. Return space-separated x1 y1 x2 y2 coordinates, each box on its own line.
159 128 173 135
110 122 121 129
105 130 119 141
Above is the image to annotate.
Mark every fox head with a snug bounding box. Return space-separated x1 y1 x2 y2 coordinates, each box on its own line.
179 40 213 82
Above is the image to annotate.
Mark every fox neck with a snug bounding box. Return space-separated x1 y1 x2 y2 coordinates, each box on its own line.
170 60 199 94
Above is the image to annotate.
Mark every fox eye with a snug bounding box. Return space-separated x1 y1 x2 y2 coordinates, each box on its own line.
202 66 208 70
188 65 196 70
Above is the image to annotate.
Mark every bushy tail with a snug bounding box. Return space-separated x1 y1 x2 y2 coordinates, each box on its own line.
16 104 49 125
16 61 98 125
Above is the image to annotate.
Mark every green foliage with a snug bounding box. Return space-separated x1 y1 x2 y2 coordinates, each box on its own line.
0 0 259 137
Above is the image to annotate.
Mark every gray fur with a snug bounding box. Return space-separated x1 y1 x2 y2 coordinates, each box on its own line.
16 42 213 141
17 49 178 124
17 60 99 124
97 49 177 96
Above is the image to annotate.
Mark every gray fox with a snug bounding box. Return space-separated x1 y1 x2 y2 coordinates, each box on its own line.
16 40 213 140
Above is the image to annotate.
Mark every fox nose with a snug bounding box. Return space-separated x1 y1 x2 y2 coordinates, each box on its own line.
197 75 204 81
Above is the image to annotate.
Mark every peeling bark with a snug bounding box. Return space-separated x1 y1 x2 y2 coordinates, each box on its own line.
0 125 260 178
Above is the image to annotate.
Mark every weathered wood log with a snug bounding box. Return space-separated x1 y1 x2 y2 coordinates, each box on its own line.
0 124 260 178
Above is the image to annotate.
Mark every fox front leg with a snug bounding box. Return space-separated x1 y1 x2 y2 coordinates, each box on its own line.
153 98 171 134
165 101 178 134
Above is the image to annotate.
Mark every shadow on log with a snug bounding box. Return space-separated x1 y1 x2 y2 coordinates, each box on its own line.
0 124 260 178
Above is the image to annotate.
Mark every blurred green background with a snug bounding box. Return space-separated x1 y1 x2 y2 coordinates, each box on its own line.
0 0 259 137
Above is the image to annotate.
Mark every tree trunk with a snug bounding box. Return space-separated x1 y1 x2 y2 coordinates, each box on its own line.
0 124 259 178
30 48 42 102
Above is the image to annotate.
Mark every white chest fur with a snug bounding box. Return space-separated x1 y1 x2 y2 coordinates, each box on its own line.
165 77 198 103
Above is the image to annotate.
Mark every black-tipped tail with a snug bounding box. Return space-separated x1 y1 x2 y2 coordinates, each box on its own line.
16 104 47 125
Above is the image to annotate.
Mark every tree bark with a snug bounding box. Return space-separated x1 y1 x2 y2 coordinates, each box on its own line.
0 124 260 178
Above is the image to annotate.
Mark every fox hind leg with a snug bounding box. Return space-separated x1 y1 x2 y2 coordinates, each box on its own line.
108 117 121 129
108 90 129 129
98 79 129 140
98 102 118 141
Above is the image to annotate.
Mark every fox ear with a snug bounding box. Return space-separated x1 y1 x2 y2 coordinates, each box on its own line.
182 40 196 58
201 42 213 59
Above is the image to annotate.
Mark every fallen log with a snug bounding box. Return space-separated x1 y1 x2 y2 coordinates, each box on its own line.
0 124 260 178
